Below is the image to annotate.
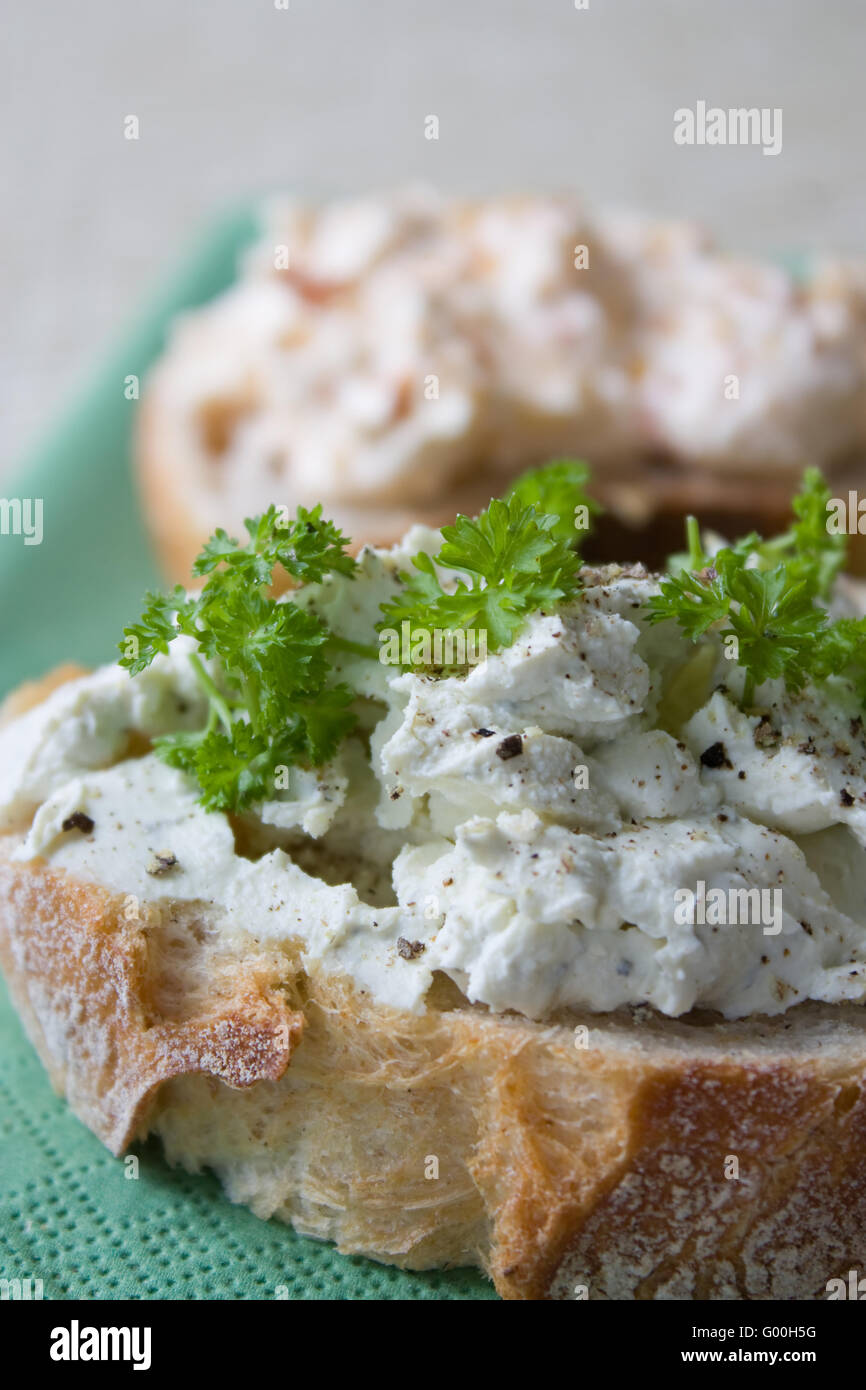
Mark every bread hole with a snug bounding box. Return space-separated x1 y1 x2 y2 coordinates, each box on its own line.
282 967 310 1011
197 383 259 457
834 1083 860 1118
674 1006 729 1029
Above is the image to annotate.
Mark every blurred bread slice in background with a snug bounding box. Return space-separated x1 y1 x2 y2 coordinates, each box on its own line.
137 187 866 576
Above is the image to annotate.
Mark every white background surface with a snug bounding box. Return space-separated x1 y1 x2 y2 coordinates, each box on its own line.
2 0 864 472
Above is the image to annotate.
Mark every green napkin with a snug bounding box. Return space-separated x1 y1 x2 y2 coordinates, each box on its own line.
0 209 495 1299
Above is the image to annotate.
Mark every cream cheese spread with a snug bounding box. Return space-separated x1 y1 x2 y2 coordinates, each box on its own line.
3 536 866 1022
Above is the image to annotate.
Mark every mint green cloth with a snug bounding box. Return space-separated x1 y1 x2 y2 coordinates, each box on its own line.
0 210 494 1299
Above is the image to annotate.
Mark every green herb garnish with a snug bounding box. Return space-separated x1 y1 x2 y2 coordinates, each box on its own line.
119 505 358 812
120 463 861 814
730 467 846 599
377 492 583 661
649 470 861 708
811 617 866 705
505 458 600 545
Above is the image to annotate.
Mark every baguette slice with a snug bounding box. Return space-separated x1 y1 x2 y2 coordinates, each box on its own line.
136 190 866 582
3 675 866 1300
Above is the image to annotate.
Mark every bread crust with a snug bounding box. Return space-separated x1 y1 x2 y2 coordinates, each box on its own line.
0 847 302 1153
4 670 866 1299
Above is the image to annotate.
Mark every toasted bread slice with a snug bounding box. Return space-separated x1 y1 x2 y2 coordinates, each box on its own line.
2 672 866 1299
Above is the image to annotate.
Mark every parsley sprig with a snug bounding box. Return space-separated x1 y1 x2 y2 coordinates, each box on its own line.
377 492 584 662
120 466 597 805
505 458 600 545
649 471 863 708
119 505 358 811
724 468 847 599
811 618 866 705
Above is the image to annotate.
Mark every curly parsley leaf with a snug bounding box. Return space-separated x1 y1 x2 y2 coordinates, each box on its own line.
740 467 847 598
715 556 827 697
192 504 356 586
378 494 583 666
505 458 600 545
285 684 358 765
650 469 858 709
119 507 359 812
811 616 866 703
649 563 730 641
187 724 275 814
119 588 199 675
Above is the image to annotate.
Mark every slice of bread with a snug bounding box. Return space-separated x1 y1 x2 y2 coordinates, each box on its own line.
135 191 866 582
2 672 866 1300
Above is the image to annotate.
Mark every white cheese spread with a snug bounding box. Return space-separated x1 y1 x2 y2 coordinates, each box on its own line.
3 545 866 1022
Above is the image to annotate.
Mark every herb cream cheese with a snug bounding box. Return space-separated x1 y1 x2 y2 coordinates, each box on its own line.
3 529 866 1021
